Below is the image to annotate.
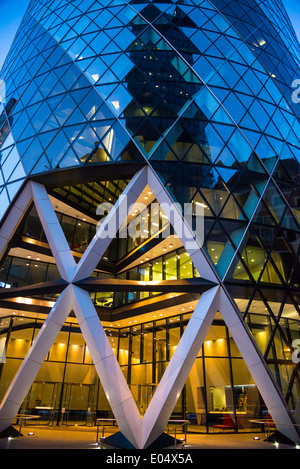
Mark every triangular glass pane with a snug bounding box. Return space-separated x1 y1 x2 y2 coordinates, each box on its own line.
20 137 45 174
86 144 111 164
239 112 261 131
227 172 260 220
252 136 277 172
269 236 297 284
204 221 236 278
199 186 230 217
226 252 252 282
260 258 284 285
245 153 267 174
215 166 239 185
44 130 70 168
214 145 240 168
192 191 214 217
31 154 53 174
241 129 261 150
245 302 273 355
133 120 162 155
218 194 245 220
183 143 210 163
119 140 145 162
228 228 270 284
262 182 287 225
227 129 253 166
252 199 277 226
220 220 247 249
203 124 226 162
280 206 300 231
59 148 81 168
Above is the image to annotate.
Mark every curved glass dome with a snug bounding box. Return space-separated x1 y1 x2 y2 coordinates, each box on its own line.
0 1 299 180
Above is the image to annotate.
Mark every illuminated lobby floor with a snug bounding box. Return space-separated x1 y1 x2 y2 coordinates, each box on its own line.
0 426 298 450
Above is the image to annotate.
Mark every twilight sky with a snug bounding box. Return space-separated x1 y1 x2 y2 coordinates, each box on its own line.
0 0 300 70
0 0 30 69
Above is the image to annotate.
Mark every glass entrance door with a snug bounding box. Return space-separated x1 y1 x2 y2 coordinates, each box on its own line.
23 381 97 426
130 384 157 415
60 383 96 426
24 381 61 425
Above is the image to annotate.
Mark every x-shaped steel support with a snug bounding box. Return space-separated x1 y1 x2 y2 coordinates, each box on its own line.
0 166 299 447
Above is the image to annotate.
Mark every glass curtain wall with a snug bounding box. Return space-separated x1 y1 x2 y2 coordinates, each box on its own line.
1 310 299 432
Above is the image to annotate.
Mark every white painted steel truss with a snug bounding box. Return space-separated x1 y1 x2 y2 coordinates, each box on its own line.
0 166 299 448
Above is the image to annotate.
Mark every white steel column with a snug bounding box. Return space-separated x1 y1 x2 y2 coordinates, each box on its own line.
71 285 142 448
219 287 300 444
142 285 220 448
0 182 32 261
0 286 72 432
31 181 77 283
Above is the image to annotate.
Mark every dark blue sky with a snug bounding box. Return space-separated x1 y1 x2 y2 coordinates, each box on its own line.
0 0 30 69
0 0 300 70
284 0 300 39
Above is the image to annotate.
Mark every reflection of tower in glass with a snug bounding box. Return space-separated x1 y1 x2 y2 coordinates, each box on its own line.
0 98 17 151
123 3 216 207
124 4 209 159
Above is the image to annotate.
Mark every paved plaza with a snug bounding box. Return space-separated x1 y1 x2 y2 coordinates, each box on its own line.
0 425 298 451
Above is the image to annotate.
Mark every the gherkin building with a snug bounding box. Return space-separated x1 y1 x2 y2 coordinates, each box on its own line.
0 0 300 449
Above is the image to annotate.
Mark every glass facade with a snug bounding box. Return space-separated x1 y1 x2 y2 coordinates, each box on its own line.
2 310 299 432
0 0 299 443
